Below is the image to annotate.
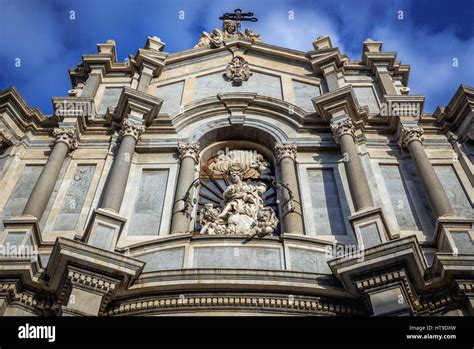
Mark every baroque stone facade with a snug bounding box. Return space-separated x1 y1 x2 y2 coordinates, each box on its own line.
0 16 473 317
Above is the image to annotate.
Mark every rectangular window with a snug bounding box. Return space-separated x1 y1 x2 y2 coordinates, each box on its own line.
307 168 346 235
128 170 169 236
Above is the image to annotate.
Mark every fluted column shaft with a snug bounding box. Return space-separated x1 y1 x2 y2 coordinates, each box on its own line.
331 119 374 211
100 120 145 213
399 126 454 217
170 143 200 234
23 128 78 219
275 143 304 234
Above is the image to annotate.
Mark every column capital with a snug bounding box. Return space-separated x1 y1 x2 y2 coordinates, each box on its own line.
398 125 424 148
274 143 297 162
177 142 200 163
330 119 355 143
52 127 78 150
119 119 145 141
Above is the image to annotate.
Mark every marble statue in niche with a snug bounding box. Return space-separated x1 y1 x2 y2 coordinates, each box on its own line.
198 151 278 237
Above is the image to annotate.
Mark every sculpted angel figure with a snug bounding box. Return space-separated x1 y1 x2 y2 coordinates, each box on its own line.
194 19 239 48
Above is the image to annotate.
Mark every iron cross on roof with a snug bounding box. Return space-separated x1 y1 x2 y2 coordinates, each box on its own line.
219 9 258 32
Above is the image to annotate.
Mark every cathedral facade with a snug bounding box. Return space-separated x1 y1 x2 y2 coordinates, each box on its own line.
0 17 473 316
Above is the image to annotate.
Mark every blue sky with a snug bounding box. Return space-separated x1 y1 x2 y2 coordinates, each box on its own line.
0 0 473 114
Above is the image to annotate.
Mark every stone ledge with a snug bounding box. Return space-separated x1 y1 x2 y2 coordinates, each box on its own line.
46 237 144 292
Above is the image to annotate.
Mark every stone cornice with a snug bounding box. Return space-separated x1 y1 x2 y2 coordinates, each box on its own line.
434 85 474 142
329 236 427 295
169 93 311 135
361 39 410 85
165 38 311 66
309 48 348 75
68 40 130 86
114 86 163 126
0 87 58 134
130 49 167 77
107 293 363 316
46 237 145 293
312 85 369 123
0 280 58 315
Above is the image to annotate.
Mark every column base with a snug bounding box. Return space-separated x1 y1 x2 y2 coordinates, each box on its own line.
435 216 474 254
349 207 389 248
82 208 127 252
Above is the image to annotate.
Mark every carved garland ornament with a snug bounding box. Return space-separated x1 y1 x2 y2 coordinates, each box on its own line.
52 127 78 150
398 125 424 148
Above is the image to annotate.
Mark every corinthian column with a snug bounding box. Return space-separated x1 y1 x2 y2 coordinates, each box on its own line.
275 143 304 234
100 120 145 213
170 143 200 234
399 125 454 217
23 128 78 220
331 119 374 211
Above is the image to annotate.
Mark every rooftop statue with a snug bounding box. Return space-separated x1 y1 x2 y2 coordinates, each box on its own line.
194 9 261 48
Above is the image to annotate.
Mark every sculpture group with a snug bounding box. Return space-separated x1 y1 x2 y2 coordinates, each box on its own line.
194 19 261 49
199 151 278 237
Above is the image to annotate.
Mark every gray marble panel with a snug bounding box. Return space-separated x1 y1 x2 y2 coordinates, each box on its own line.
403 160 436 232
40 158 70 230
193 246 282 270
137 248 184 272
52 165 95 231
0 165 42 230
156 81 184 114
2 232 26 247
92 224 115 250
370 286 410 316
451 232 474 254
128 170 169 236
380 165 422 231
434 165 473 219
97 87 122 114
293 80 320 112
194 71 282 100
360 222 381 248
353 86 380 113
308 169 346 235
289 248 331 274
